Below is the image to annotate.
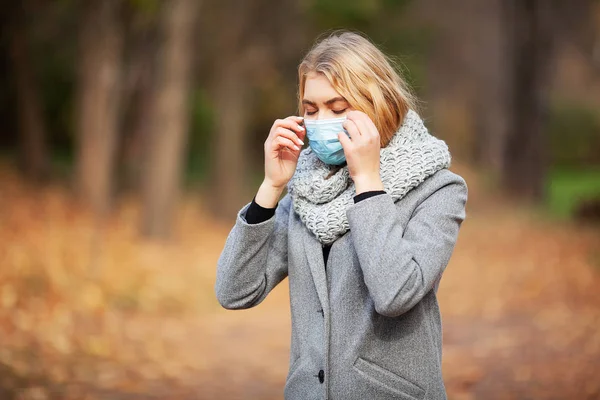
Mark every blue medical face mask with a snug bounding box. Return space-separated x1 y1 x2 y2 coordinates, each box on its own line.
304 116 350 166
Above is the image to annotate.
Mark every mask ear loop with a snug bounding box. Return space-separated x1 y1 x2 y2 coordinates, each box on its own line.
298 118 307 148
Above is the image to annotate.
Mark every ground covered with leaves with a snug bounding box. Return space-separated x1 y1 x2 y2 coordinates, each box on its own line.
1 164 599 400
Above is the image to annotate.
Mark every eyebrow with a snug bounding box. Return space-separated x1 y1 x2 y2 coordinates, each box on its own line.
302 97 348 107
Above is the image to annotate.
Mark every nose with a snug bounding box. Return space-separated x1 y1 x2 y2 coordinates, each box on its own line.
316 111 330 120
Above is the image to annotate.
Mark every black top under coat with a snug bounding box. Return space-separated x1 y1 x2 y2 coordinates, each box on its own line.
245 190 387 268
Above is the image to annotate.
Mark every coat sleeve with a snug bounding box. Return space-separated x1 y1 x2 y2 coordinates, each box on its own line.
346 172 468 318
215 193 291 310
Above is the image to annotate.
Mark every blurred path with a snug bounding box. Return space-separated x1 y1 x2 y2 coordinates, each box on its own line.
1 164 599 399
438 165 600 399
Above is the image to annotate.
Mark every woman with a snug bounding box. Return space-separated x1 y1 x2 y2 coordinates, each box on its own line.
215 30 467 400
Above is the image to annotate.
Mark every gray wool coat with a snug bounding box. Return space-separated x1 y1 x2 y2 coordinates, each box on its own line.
215 168 468 400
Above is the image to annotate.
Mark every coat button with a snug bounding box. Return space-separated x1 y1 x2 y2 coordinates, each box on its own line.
318 369 324 384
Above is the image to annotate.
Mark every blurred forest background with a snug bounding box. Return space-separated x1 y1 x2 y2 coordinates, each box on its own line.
0 0 599 399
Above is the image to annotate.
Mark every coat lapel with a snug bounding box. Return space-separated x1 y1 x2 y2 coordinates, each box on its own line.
303 229 329 312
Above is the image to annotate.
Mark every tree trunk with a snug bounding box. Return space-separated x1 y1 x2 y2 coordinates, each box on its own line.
422 0 478 162
74 0 123 215
206 0 252 220
140 0 198 239
208 60 249 220
119 19 158 193
473 0 511 175
503 0 555 202
8 4 49 181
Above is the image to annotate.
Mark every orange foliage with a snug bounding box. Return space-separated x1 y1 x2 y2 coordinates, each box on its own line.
0 163 599 399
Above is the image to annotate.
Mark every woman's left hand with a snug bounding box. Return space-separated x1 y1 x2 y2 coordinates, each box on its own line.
339 110 384 194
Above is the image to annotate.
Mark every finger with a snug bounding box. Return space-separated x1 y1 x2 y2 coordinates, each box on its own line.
352 116 372 139
272 135 300 152
347 110 376 138
276 116 306 136
295 125 306 143
338 130 353 153
272 118 305 144
343 119 361 142
346 110 364 124
285 115 304 123
275 127 305 147
362 114 379 138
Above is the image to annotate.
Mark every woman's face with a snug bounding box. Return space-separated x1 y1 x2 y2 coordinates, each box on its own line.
302 72 353 120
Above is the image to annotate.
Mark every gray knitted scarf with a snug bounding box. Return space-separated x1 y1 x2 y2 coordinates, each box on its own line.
287 109 452 245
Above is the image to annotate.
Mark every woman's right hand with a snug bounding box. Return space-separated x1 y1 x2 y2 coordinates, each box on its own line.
263 116 306 189
255 116 306 208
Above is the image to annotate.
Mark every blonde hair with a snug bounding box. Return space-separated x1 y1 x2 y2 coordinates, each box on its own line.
298 30 418 148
